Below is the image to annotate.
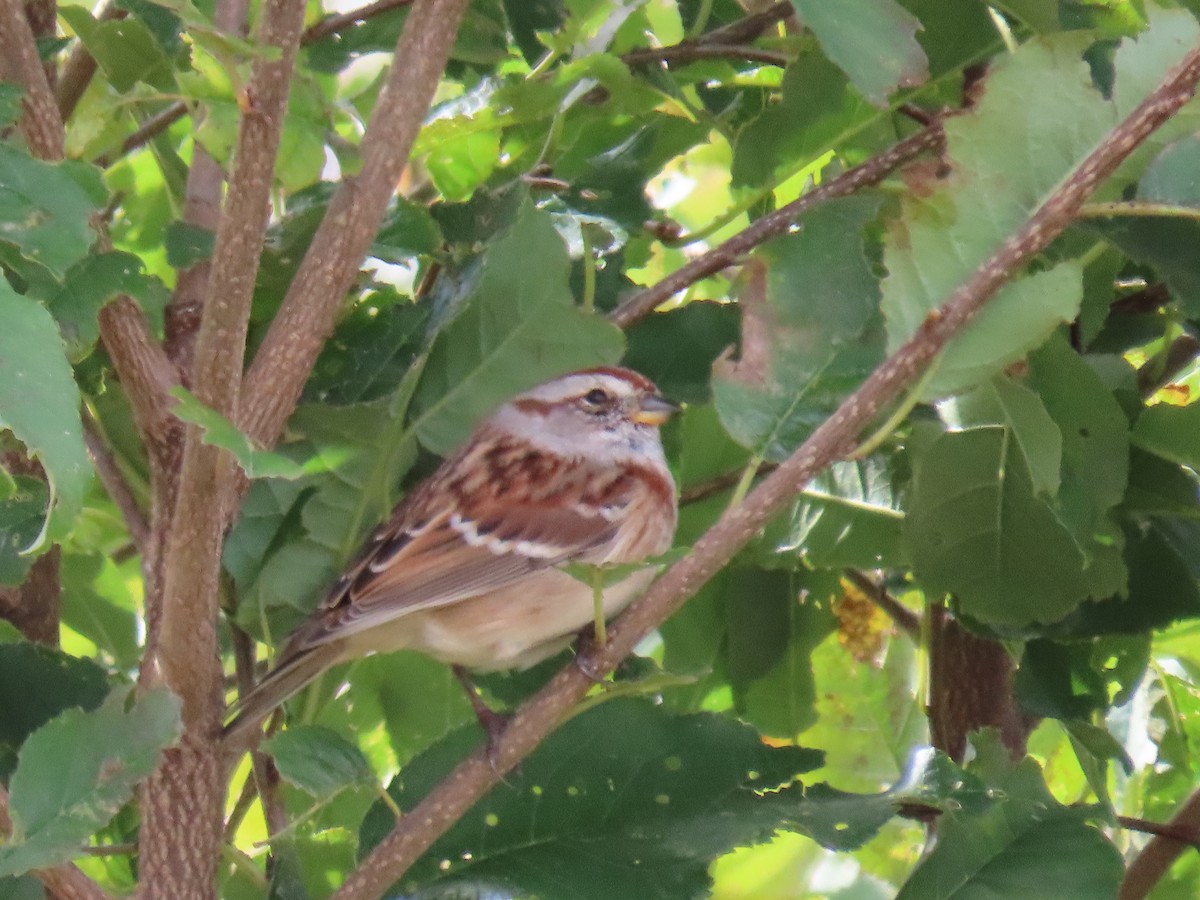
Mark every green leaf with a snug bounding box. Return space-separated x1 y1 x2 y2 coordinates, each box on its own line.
0 478 48 585
57 7 175 93
361 700 822 900
263 726 374 800
426 130 501 202
1140 133 1200 208
0 687 181 878
0 642 109 754
168 387 315 480
906 427 1090 625
164 221 216 268
1132 401 1200 470
410 201 624 455
58 552 140 669
723 569 837 739
370 199 443 261
0 84 23 128
732 53 869 189
794 748 994 851
1014 636 1149 721
771 459 908 570
800 635 925 793
315 652 474 774
1049 523 1200 637
791 0 927 107
881 32 1130 397
0 145 104 281
621 302 740 405
502 0 564 63
941 375 1063 497
48 252 169 360
303 299 430 406
713 195 884 461
0 289 91 547
1084 216 1200 319
1027 335 1130 544
895 734 1122 899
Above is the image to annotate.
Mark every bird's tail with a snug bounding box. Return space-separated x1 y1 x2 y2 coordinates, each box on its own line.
222 643 343 754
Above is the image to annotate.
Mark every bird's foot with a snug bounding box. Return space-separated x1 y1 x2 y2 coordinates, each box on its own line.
452 665 512 770
573 627 613 684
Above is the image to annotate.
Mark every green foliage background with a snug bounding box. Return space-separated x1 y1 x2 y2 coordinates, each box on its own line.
4 0 1200 897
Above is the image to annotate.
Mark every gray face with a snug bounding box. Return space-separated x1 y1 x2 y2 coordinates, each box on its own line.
489 372 670 467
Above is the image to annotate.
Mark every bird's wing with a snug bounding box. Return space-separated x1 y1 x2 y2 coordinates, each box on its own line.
284 450 640 655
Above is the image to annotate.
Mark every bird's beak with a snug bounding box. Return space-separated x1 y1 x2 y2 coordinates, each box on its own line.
632 393 680 427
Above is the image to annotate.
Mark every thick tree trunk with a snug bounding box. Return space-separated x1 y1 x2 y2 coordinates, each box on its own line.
927 603 1035 762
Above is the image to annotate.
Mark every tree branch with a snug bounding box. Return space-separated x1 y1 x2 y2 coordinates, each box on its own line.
1118 813 1200 849
699 1 793 46
333 43 1200 900
163 0 251 378
239 0 472 450
302 0 414 42
138 0 308 892
0 0 65 159
622 43 791 69
608 124 946 329
94 103 191 169
1120 788 1200 900
842 568 920 640
0 785 114 900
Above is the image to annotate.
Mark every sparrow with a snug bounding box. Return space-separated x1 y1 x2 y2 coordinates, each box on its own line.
224 367 678 747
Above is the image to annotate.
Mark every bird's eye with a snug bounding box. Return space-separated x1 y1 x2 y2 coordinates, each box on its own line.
582 388 611 408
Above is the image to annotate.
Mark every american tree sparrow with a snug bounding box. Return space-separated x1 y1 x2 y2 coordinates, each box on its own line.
225 367 678 746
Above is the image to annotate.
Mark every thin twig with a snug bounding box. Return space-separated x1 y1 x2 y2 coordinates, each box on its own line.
1118 814 1200 849
680 463 777 505
333 42 1200 900
699 1 793 46
81 410 149 549
608 124 946 328
1120 788 1200 899
622 43 790 68
97 0 788 169
1137 332 1200 396
1111 282 1169 315
302 0 414 42
94 103 190 169
842 568 920 640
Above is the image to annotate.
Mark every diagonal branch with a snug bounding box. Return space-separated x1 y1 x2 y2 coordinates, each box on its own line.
0 0 65 159
622 43 791 68
608 124 945 328
239 0 472 450
302 0 414 42
333 42 1200 900
1119 783 1200 898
